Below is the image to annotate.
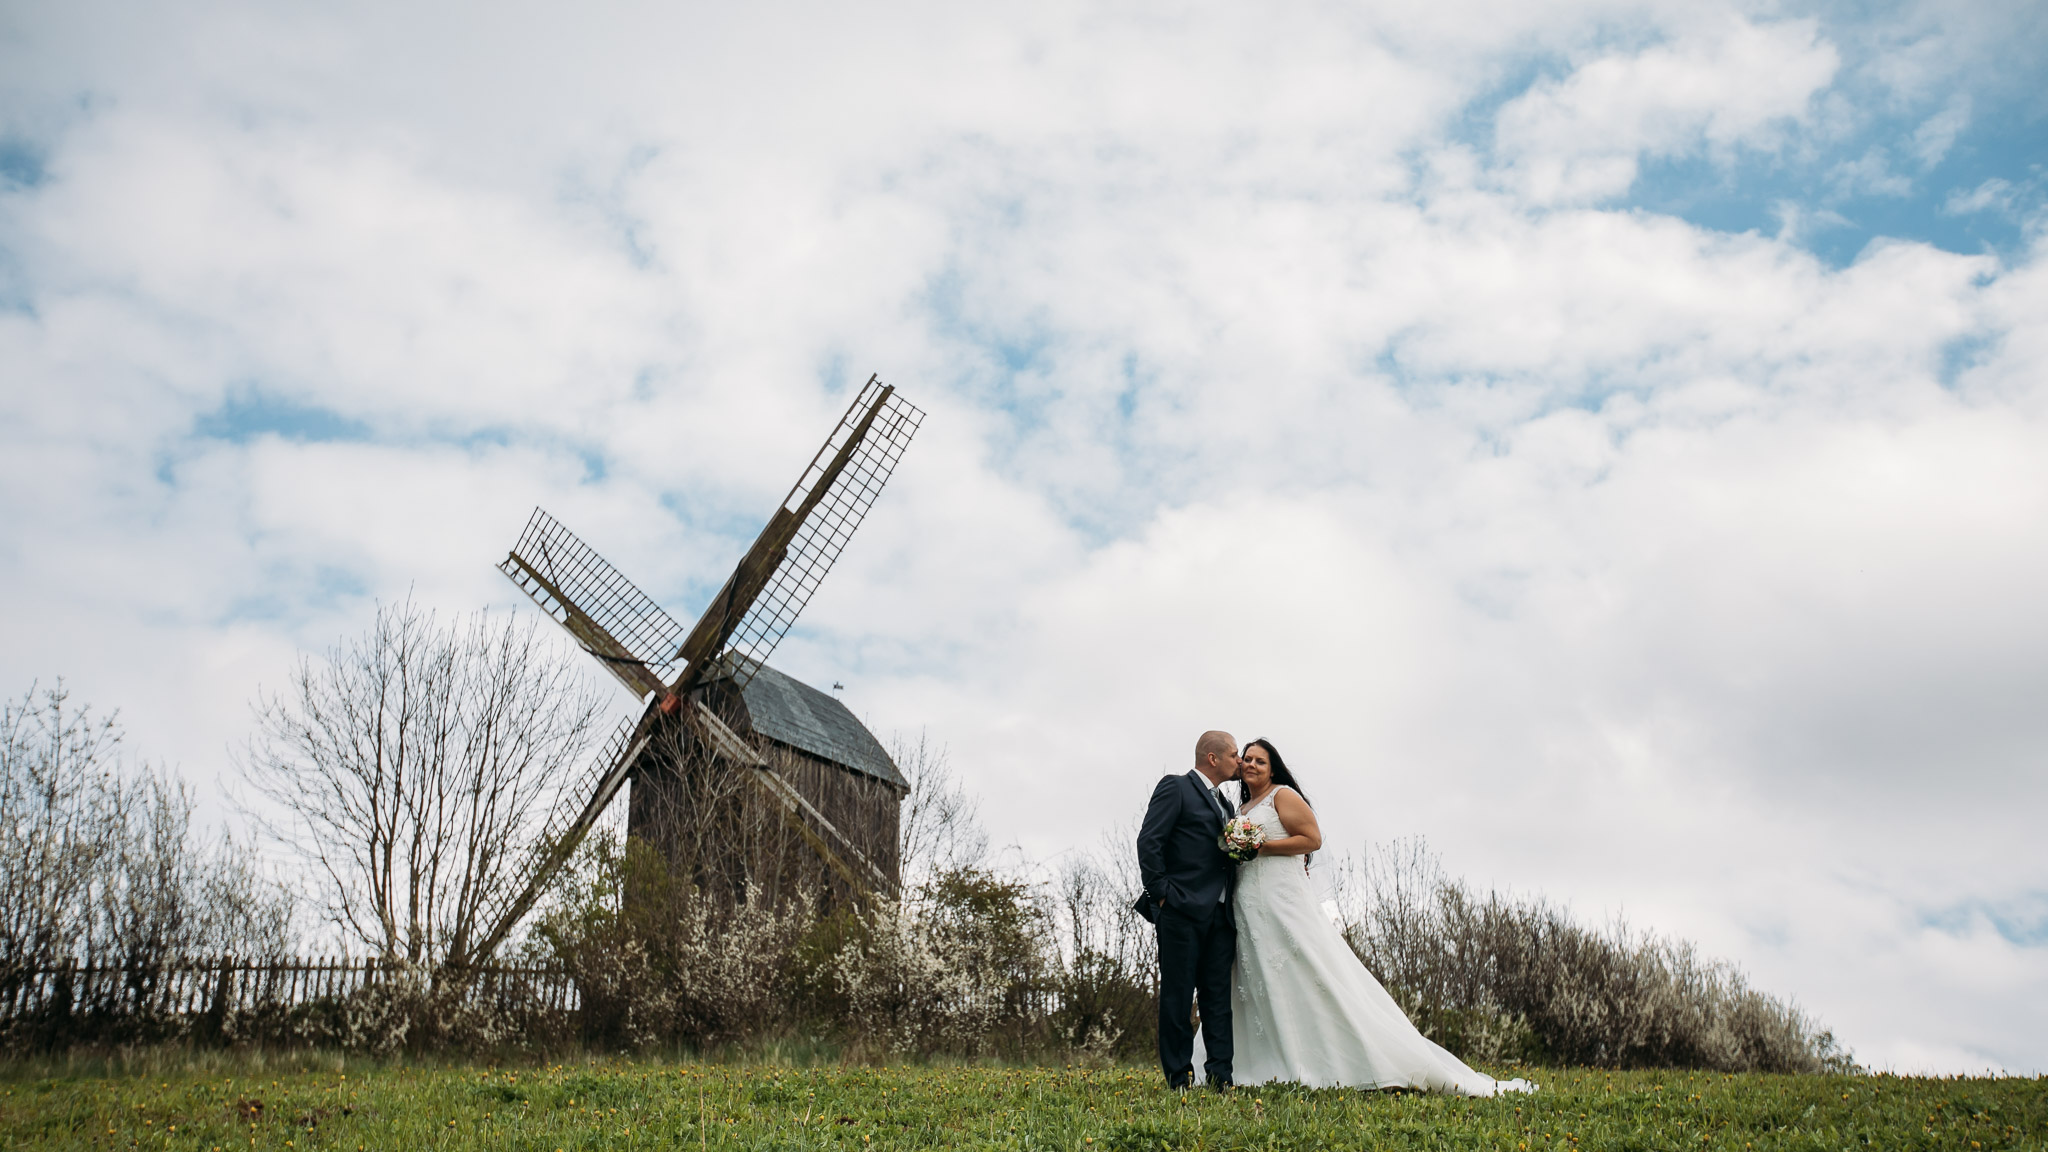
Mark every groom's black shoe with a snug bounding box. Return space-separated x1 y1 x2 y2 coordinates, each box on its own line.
1209 1079 1235 1094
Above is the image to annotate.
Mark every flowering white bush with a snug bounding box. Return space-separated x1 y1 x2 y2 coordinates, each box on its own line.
826 901 1005 1057
817 867 1050 1058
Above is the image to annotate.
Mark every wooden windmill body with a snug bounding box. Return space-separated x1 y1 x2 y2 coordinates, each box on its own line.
633 664 908 908
464 378 921 963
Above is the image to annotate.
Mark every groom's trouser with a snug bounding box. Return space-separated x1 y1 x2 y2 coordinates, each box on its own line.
1154 900 1235 1087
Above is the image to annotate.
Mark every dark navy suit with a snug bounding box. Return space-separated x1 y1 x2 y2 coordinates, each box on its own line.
1135 770 1237 1087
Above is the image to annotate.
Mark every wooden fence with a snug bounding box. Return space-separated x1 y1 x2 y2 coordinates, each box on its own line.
0 958 579 1046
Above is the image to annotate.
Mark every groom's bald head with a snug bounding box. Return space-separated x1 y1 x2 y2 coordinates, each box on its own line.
1195 730 1237 766
1194 730 1240 786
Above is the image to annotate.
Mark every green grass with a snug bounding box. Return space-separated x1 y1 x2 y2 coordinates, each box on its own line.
0 1057 2041 1150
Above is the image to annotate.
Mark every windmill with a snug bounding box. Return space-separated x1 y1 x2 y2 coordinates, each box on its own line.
461 376 923 965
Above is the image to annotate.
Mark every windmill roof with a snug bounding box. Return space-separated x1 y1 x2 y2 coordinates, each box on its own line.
738 664 907 790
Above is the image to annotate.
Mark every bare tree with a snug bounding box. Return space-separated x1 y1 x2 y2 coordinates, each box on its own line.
1043 825 1158 1058
95 772 297 969
0 682 124 982
893 731 987 884
1 681 297 1006
241 600 608 968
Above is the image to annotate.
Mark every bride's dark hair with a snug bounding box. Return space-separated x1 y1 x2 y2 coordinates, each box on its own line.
1247 737 1313 868
1246 738 1308 808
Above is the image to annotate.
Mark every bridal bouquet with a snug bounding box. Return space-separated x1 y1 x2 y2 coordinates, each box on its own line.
1218 816 1265 863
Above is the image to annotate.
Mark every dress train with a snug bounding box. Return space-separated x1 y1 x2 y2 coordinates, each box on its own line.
1196 788 1533 1096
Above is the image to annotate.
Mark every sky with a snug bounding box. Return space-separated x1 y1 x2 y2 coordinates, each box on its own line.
3 0 2045 1074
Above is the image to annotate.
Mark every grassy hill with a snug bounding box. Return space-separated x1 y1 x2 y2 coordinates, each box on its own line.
2 1057 2040 1150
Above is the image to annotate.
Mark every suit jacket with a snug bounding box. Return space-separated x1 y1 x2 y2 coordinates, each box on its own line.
1135 770 1237 924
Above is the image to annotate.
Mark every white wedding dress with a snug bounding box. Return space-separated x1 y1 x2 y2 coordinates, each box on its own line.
1196 787 1533 1096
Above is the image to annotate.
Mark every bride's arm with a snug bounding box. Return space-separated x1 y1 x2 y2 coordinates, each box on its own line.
1258 788 1322 856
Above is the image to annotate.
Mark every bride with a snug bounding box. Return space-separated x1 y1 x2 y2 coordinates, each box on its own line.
1198 738 1533 1096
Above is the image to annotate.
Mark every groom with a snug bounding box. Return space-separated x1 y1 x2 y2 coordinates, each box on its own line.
1135 730 1242 1090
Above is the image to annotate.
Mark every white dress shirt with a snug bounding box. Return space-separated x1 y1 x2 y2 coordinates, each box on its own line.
1191 769 1236 818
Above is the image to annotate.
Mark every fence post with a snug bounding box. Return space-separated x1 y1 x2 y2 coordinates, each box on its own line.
41 959 77 1051
199 957 234 1046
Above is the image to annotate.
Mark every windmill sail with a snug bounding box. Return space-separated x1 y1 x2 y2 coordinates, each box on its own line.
465 710 652 964
500 508 686 699
675 376 924 691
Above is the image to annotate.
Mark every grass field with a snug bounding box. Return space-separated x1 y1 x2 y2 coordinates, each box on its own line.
1 1057 2041 1150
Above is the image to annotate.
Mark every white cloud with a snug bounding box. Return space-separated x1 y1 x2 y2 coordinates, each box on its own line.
1827 144 1925 200
3 0 2046 1072
1944 176 2016 216
1910 94 1971 169
1494 16 1839 203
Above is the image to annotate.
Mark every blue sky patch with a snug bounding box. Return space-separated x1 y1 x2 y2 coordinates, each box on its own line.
1923 895 2048 949
0 136 47 189
193 390 372 445
1627 128 2045 268
1624 53 2047 267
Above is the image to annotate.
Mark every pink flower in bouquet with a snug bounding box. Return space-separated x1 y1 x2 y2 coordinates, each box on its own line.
1218 816 1265 862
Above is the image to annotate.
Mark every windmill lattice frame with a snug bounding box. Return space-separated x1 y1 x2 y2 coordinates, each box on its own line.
714 377 922 687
